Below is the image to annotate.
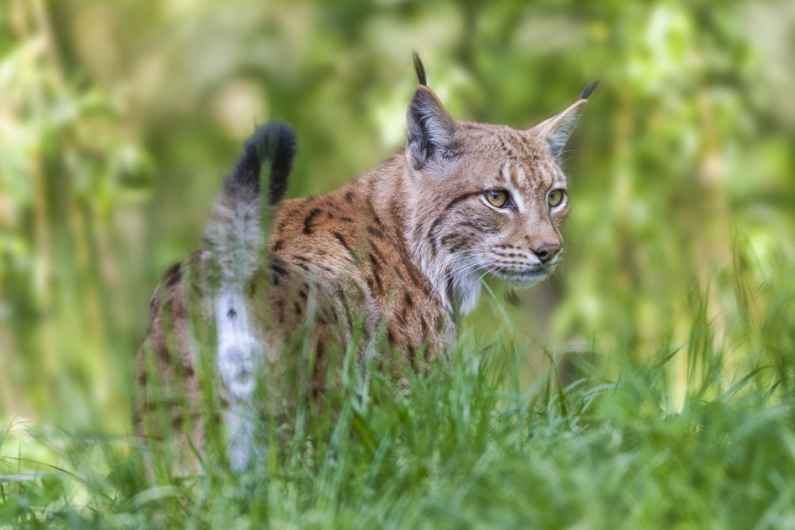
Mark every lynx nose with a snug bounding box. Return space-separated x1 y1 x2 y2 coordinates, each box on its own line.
533 242 561 264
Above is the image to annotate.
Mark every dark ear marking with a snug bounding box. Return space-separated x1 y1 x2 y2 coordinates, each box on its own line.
407 87 457 169
579 80 600 100
412 51 427 86
531 82 596 163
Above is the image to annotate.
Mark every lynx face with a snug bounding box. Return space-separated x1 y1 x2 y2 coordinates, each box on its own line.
414 126 569 286
405 81 595 312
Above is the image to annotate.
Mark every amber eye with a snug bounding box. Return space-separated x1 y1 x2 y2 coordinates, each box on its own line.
547 189 567 208
484 189 511 209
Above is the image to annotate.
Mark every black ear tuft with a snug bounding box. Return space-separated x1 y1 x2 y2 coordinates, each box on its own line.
412 51 427 86
579 80 600 100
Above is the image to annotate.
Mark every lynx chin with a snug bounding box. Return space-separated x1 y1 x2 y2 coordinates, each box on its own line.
135 54 597 471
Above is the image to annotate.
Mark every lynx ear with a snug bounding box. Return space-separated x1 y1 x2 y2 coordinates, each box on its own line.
407 85 457 169
532 81 598 162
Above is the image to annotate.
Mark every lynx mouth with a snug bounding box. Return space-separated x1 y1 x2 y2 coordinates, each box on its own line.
491 265 553 285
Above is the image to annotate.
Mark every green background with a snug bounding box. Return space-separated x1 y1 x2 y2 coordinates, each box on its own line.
2 1 795 528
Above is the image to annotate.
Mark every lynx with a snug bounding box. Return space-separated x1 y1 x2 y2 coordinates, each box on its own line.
135 55 596 470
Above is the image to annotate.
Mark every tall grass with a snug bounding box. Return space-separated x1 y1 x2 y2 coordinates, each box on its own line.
2 273 795 529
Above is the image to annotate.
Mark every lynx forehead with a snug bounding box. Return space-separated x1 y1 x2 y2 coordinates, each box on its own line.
135 54 596 470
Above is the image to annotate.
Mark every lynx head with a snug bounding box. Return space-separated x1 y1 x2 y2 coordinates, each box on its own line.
404 54 596 313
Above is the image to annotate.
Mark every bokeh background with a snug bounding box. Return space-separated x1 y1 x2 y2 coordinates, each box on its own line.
2 0 795 431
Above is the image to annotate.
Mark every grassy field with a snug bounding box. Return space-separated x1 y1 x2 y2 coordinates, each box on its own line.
3 1 795 528
3 279 795 529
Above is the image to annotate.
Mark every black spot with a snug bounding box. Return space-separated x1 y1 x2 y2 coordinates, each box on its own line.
333 232 357 261
345 191 355 203
303 208 323 235
270 260 288 285
270 260 288 277
227 308 237 319
164 262 182 287
367 226 385 239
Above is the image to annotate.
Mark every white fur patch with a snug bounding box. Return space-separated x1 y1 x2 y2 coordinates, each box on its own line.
215 287 262 471
204 189 270 470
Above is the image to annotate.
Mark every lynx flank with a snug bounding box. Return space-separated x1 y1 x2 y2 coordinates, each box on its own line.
135 55 597 470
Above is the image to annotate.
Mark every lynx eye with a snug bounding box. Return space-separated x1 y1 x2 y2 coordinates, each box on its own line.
484 189 511 209
547 189 567 208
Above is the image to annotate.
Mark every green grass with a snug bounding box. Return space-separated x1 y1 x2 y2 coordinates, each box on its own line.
3 289 795 530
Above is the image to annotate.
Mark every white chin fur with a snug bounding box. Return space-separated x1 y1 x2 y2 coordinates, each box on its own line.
492 270 548 288
457 277 482 315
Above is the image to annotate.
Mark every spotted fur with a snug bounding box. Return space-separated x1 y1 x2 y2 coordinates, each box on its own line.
135 55 595 471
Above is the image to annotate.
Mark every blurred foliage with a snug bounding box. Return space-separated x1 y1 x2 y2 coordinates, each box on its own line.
1 0 795 430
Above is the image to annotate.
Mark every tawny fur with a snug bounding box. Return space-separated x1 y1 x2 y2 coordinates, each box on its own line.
135 59 594 471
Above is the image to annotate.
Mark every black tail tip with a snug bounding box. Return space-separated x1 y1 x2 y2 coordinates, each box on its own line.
246 121 296 164
412 51 428 86
253 122 297 205
579 80 600 100
230 121 296 204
